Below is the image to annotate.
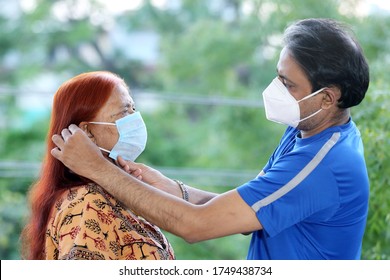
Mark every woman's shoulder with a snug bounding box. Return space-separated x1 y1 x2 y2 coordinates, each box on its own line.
54 183 116 211
49 183 124 233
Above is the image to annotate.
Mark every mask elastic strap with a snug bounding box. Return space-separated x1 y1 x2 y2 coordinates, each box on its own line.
300 108 323 122
97 146 110 153
291 108 323 128
298 87 326 103
89 121 116 126
88 122 115 155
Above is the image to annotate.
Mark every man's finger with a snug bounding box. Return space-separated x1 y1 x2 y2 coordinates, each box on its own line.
131 169 142 177
51 147 62 160
117 156 137 171
117 156 127 168
68 124 81 134
61 128 72 141
52 134 65 150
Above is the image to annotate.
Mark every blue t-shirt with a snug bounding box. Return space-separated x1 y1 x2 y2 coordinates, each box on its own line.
237 119 369 259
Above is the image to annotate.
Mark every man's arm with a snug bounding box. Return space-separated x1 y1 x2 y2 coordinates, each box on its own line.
51 125 262 242
117 157 217 205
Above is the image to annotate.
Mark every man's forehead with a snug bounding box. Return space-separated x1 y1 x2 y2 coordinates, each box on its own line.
277 47 291 67
276 47 293 76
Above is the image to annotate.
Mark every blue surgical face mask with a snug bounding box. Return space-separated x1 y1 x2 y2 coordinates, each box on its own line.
89 111 147 161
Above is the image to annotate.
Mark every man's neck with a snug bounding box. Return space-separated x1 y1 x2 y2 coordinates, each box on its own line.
300 109 350 138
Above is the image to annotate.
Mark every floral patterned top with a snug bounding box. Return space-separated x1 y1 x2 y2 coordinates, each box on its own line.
44 183 175 260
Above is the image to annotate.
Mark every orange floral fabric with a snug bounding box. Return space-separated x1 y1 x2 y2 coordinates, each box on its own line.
44 183 175 260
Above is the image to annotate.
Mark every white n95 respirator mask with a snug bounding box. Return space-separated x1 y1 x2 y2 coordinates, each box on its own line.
262 77 325 128
89 111 147 161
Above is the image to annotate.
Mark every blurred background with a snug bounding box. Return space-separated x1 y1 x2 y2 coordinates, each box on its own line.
0 0 389 260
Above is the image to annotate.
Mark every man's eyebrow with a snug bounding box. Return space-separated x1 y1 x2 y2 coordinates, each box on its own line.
276 70 296 85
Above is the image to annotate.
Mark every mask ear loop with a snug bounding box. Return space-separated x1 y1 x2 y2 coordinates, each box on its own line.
299 108 323 123
298 87 326 103
87 121 117 155
88 121 116 126
98 147 111 153
297 88 327 123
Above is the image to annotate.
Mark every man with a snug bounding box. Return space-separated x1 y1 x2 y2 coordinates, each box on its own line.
52 18 370 259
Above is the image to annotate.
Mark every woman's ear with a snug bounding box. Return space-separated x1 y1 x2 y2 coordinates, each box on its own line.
79 121 96 143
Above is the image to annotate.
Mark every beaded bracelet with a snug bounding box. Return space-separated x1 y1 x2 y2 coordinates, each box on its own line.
173 179 189 202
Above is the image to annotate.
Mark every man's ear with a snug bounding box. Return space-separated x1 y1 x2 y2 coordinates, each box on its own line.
321 87 341 110
79 121 96 143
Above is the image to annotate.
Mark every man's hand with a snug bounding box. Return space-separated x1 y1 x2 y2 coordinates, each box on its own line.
116 156 144 181
116 156 177 192
51 124 107 180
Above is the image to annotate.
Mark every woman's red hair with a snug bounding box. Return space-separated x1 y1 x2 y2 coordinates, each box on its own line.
20 71 128 259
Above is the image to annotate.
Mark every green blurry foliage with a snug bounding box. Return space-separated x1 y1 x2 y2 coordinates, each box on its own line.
0 178 30 259
0 117 48 259
353 89 390 260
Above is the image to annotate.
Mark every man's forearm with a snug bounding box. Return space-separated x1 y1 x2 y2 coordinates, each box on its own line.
50 125 259 242
185 185 218 204
89 160 200 240
117 157 217 205
164 179 217 205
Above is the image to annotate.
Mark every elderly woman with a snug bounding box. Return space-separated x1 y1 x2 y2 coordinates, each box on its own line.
21 71 175 260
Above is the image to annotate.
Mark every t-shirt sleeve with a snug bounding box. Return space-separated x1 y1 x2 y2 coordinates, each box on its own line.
237 154 340 238
262 127 296 174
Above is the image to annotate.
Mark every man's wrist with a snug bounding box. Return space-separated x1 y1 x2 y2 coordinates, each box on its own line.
88 157 113 183
173 179 189 201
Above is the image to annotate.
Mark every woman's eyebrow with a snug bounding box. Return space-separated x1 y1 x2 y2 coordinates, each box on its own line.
111 102 135 117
